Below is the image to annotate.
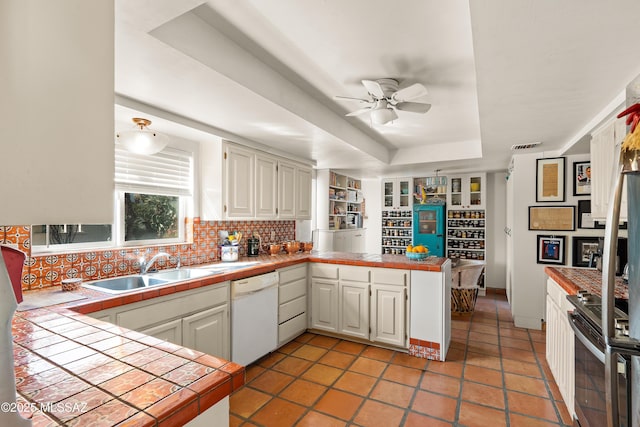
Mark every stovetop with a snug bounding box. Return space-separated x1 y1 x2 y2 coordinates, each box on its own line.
567 291 629 337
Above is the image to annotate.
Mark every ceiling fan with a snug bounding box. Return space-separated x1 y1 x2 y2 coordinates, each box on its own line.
336 78 431 125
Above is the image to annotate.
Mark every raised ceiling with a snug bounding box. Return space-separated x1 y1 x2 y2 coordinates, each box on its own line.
115 0 640 177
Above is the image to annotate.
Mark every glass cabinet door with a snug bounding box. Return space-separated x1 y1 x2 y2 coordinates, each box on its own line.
399 179 410 208
468 175 482 207
383 181 394 208
449 177 463 207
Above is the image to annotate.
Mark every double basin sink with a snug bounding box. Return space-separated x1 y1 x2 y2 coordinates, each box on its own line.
82 261 259 294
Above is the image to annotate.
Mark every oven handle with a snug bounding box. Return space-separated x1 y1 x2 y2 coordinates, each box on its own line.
567 312 605 364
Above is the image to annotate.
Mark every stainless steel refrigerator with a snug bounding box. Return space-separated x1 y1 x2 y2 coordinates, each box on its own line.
601 141 639 427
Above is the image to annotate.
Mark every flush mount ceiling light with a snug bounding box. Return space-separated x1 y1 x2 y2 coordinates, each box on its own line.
369 100 399 125
116 118 168 155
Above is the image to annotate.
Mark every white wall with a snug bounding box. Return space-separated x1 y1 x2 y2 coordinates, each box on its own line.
507 152 607 329
486 172 507 288
362 178 382 254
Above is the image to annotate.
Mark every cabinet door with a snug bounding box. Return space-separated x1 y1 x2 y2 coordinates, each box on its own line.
382 180 395 209
467 174 485 209
296 167 312 219
351 230 365 253
311 279 339 332
334 232 349 252
225 144 255 218
339 281 369 339
397 178 412 210
255 155 277 218
278 161 296 219
591 117 627 221
139 318 182 346
182 305 229 359
370 284 405 347
448 176 464 208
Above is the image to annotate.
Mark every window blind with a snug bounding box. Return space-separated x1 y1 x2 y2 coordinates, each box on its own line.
115 145 193 197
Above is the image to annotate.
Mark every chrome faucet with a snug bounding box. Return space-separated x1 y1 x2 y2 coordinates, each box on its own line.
140 252 170 274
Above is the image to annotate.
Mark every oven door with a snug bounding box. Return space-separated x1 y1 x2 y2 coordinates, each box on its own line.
569 312 630 427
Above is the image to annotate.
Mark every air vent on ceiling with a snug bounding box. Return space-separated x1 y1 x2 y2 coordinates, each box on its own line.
511 141 542 151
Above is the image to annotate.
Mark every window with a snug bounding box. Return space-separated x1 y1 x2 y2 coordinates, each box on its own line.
115 144 193 246
32 143 194 252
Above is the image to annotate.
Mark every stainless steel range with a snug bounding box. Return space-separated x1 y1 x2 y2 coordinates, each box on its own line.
567 291 631 427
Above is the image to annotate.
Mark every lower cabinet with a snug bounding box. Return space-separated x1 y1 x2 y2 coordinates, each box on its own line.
277 264 308 346
139 318 183 345
310 263 408 348
545 277 575 417
183 305 229 359
89 282 230 359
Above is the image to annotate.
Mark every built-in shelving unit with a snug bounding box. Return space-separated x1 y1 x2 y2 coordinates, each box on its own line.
381 210 412 255
446 210 486 261
329 171 362 230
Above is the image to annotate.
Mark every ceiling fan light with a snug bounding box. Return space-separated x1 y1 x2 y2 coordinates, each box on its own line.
116 118 168 155
371 108 397 125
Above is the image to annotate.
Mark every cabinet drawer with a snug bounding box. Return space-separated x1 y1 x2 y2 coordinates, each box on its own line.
278 313 307 345
279 295 306 324
372 268 408 286
279 264 307 284
279 278 306 303
340 265 370 282
311 263 339 280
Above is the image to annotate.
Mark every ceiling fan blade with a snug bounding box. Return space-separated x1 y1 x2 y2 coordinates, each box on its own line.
346 106 373 117
361 80 385 98
392 83 428 102
395 102 432 114
334 95 372 103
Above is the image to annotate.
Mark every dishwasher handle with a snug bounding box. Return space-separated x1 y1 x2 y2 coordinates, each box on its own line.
232 281 277 298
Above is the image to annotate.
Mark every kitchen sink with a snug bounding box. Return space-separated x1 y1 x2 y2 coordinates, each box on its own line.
82 263 262 294
82 275 170 294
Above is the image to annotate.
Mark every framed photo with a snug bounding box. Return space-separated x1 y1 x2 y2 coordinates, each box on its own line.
537 235 566 265
572 236 600 267
528 206 575 231
573 161 591 196
536 157 566 202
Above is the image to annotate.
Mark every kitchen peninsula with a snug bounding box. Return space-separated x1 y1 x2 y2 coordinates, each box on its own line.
11 252 451 426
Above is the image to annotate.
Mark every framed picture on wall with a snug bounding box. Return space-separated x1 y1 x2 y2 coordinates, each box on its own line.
573 161 591 196
572 236 600 267
537 235 566 265
528 206 575 231
536 157 566 202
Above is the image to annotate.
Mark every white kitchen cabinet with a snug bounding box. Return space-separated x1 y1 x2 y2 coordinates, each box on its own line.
447 173 486 209
545 277 575 417
308 264 409 349
382 178 412 211
183 305 229 360
310 264 339 333
339 266 370 340
89 282 230 358
225 144 255 218
278 161 296 219
255 154 278 218
202 141 312 220
371 268 407 347
590 116 627 221
139 318 183 345
277 264 308 346
296 167 312 220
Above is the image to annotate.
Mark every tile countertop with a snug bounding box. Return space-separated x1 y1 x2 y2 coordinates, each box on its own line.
545 266 629 300
12 251 447 426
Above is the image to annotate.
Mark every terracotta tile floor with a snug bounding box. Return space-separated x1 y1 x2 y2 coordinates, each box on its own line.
230 291 573 426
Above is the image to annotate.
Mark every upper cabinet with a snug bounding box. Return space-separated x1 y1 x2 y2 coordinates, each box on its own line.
201 141 312 221
2 2 114 224
382 178 412 211
590 116 628 221
447 173 486 209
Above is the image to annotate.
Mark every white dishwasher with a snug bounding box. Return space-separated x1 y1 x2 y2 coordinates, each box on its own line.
231 271 279 366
